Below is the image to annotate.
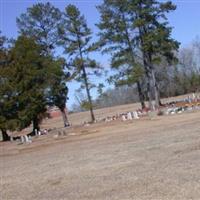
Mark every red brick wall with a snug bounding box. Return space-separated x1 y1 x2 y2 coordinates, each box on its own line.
48 107 68 118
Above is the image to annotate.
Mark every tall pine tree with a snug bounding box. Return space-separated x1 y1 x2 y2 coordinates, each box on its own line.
97 0 146 109
0 36 63 136
97 0 179 110
0 33 14 141
17 2 70 126
17 2 61 55
9 36 51 132
58 5 101 122
129 0 179 109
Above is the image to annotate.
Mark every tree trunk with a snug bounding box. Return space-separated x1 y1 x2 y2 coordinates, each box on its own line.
60 107 70 127
1 129 10 141
146 71 154 110
136 8 161 110
77 30 95 122
143 52 160 110
142 56 154 110
77 32 95 122
136 81 146 109
151 67 160 109
138 26 154 110
156 81 162 106
82 66 95 122
33 117 40 135
121 14 146 110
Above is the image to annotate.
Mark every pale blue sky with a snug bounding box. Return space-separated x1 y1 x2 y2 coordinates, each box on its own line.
1 0 200 108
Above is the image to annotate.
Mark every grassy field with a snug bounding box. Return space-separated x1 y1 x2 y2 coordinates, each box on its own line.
0 94 200 200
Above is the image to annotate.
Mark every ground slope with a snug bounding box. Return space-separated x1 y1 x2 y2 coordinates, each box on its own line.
0 111 200 200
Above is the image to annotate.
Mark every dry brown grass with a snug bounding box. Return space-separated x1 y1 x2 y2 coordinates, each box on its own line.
41 93 200 129
1 94 200 200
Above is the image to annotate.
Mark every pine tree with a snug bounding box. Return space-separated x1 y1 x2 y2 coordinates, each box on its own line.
17 2 61 55
129 0 179 109
0 33 13 140
9 36 51 132
17 2 70 126
0 36 61 136
97 0 146 109
47 60 71 127
97 0 179 110
58 5 101 122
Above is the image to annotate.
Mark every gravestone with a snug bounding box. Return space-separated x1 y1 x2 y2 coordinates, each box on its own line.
20 135 32 144
133 111 139 119
24 135 29 143
122 115 126 121
10 136 14 142
21 135 25 143
127 112 133 120
35 129 38 136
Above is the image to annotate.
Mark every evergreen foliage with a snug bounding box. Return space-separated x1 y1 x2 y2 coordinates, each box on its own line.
97 0 179 109
17 2 62 55
17 2 70 126
58 4 101 122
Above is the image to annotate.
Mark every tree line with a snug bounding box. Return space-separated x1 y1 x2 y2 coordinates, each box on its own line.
1 0 200 141
72 37 200 112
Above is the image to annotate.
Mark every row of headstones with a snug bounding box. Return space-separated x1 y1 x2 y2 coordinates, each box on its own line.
82 111 141 125
10 135 32 144
11 129 68 143
171 94 200 105
166 104 200 115
98 111 140 123
184 93 200 103
10 129 49 144
121 111 139 121
33 128 67 139
35 129 48 136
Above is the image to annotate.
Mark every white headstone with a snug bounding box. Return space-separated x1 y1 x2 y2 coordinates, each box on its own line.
21 135 25 143
133 111 139 119
28 136 32 142
127 112 133 120
24 135 29 143
122 115 126 121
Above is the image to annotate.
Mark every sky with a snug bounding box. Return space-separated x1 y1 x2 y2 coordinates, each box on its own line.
1 0 200 109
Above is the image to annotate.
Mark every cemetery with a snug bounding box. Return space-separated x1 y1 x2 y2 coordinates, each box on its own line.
1 97 200 199
1 0 200 199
